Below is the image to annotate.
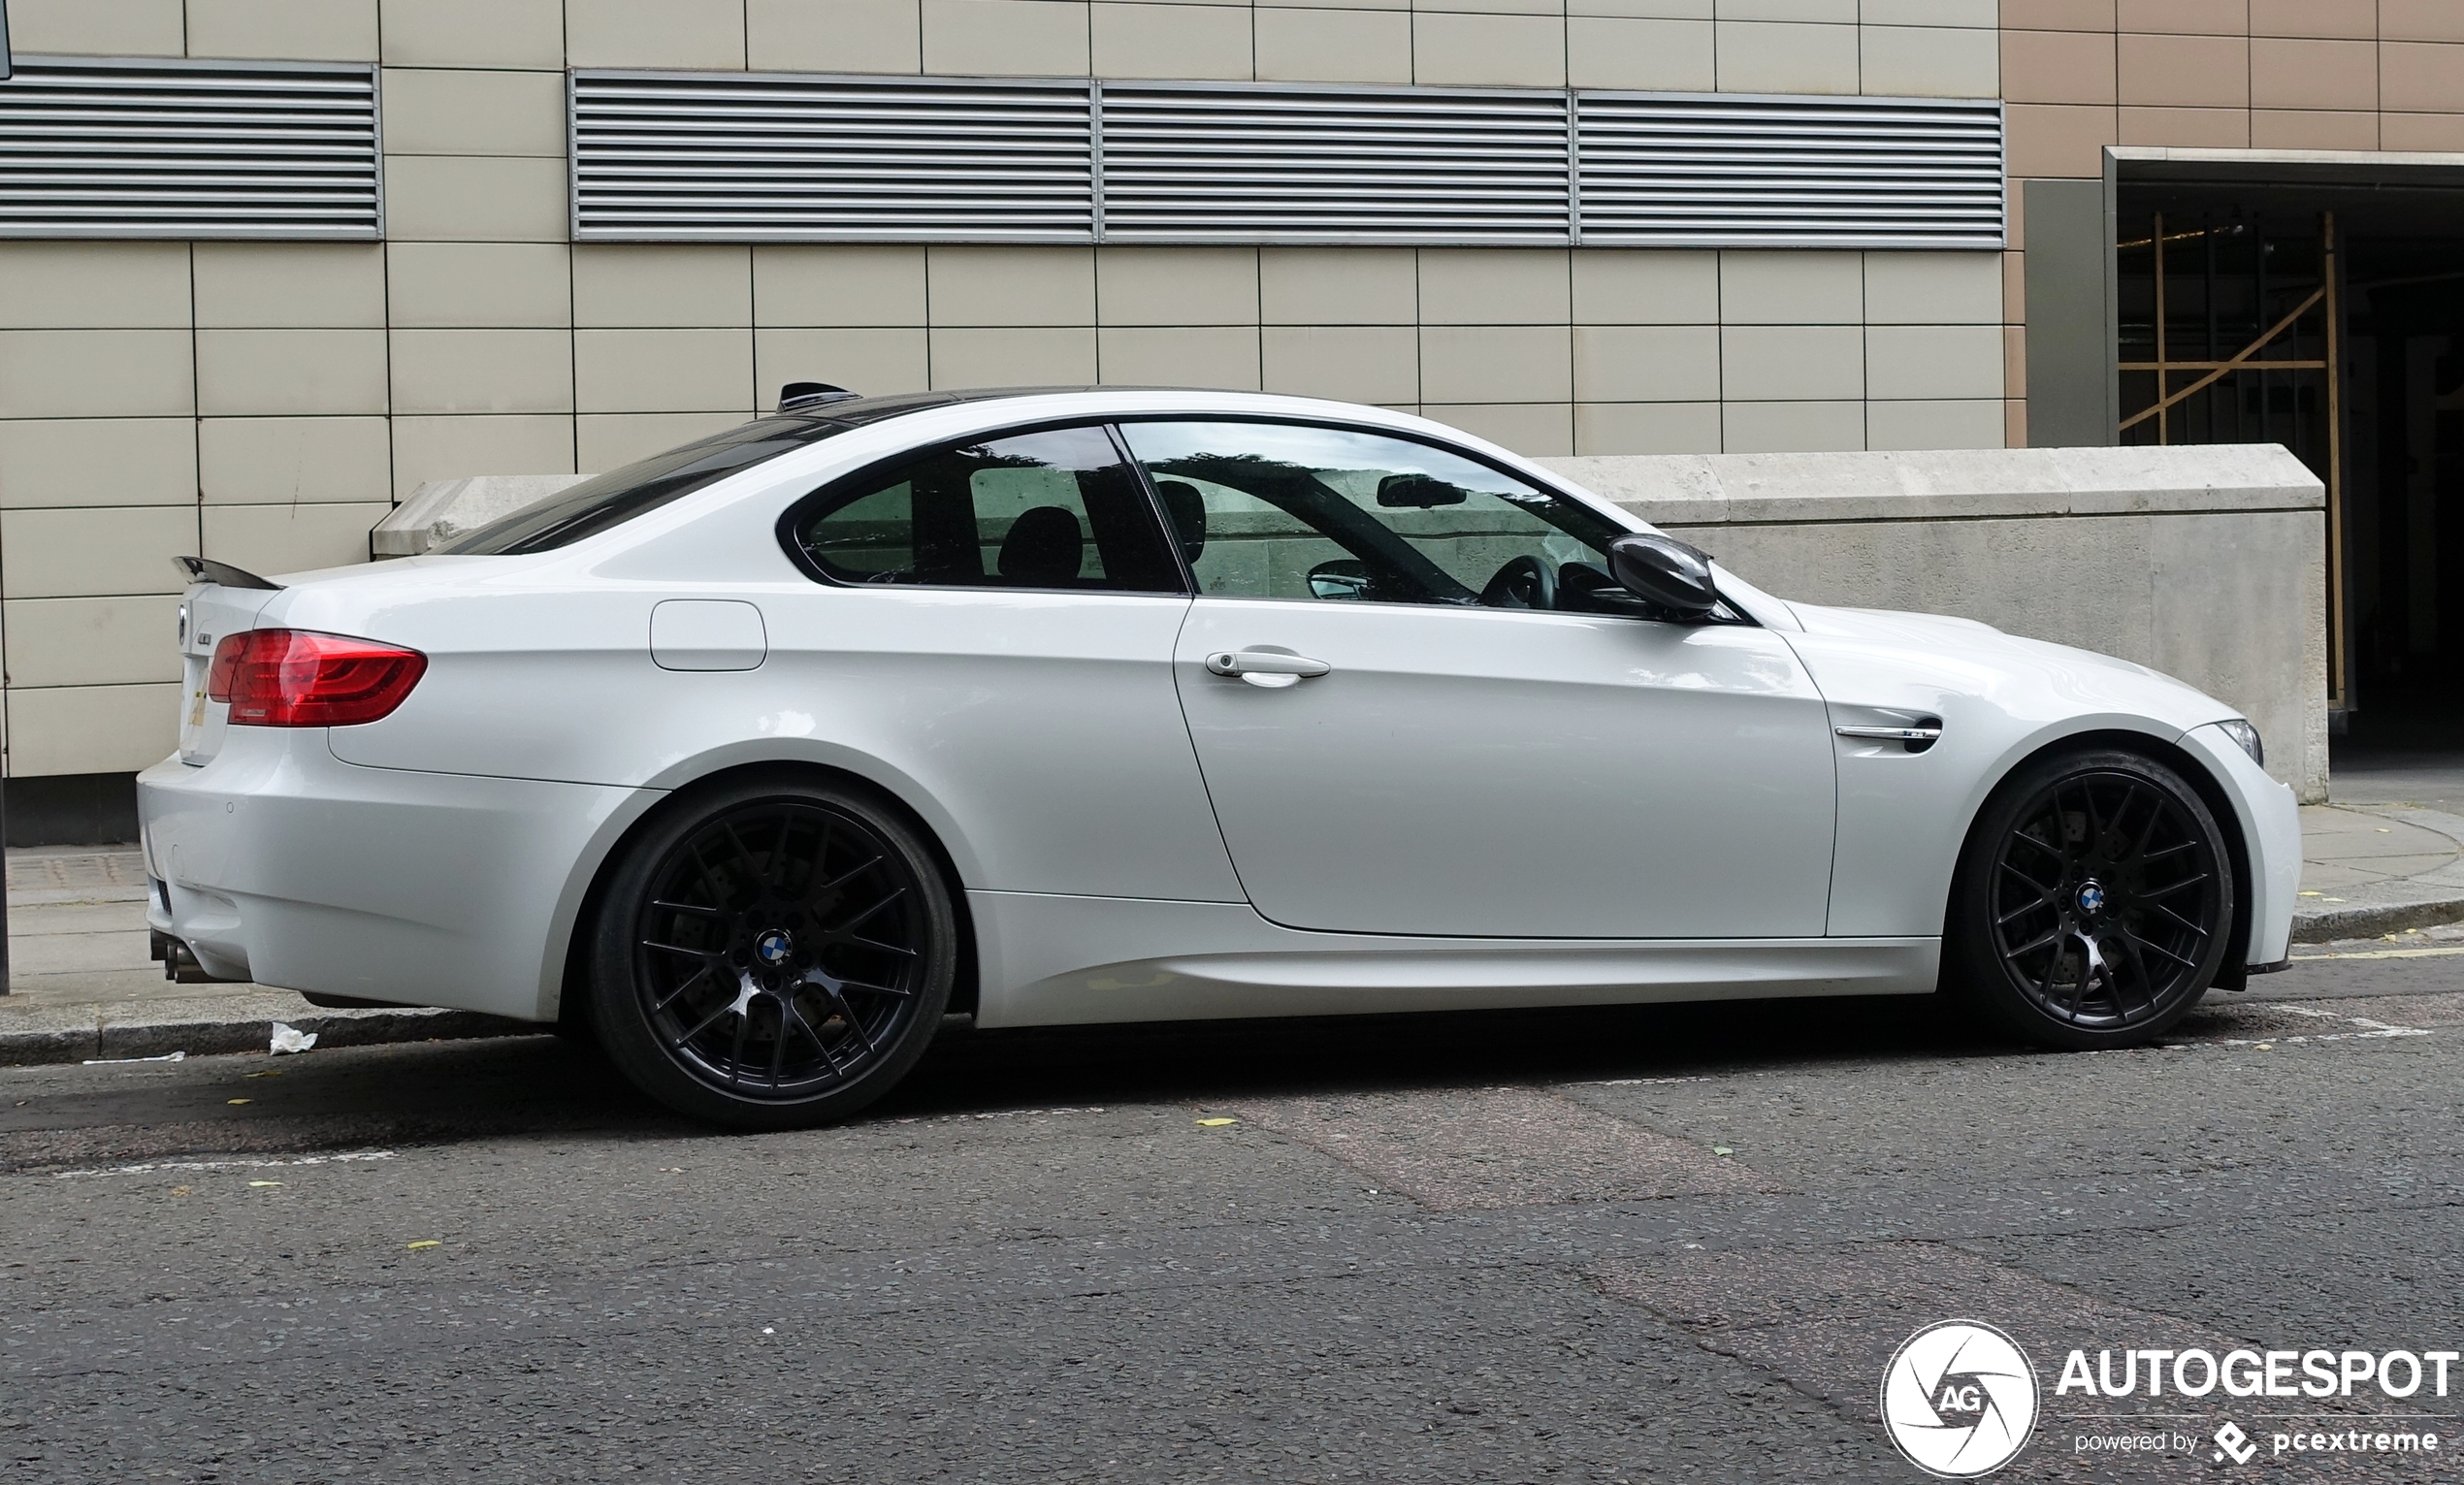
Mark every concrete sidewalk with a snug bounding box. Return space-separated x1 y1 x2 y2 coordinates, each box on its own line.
7 795 2464 1065
2301 745 2464 939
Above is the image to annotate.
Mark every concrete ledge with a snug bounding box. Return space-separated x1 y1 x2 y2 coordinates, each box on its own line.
371 473 595 558
1543 444 2323 526
1538 443 2329 803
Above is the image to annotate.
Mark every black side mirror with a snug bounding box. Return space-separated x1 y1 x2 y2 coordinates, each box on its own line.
1606 533 1719 618
1377 473 1467 507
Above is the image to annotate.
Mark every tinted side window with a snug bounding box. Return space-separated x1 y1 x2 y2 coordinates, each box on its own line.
792 425 1183 594
1117 421 1630 609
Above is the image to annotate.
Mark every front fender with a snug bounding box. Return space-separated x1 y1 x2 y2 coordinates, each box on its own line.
1781 611 2249 940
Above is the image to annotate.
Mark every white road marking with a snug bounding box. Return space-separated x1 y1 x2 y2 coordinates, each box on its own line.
2179 1003 2433 1051
2202 1028 2431 1049
2272 1005 2420 1033
48 1150 398 1179
890 1107 1108 1123
2290 945 2464 961
1583 1076 1716 1087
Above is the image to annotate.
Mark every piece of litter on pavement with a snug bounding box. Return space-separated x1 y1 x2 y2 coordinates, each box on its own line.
762 1327 775 1335
248 1180 282 1188
270 1021 318 1055
81 1051 185 1065
226 1098 252 1105
1712 1146 1735 1156
1194 1116 1238 1127
405 1240 440 1250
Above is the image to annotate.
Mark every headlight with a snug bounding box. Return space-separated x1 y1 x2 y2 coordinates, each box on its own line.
2217 718 2263 768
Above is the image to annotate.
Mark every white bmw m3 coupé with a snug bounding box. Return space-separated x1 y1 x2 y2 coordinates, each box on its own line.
142 388 2300 1126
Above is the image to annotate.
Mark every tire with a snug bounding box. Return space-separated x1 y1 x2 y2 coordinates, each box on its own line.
589 773 956 1128
1946 748 2236 1050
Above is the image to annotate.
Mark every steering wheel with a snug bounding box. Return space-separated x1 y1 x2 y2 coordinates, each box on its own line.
1478 553 1558 610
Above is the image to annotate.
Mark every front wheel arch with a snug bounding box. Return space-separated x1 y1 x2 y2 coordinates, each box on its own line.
1946 728 2254 984
1944 734 2250 1045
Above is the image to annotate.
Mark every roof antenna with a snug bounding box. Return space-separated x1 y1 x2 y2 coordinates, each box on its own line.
779 381 860 412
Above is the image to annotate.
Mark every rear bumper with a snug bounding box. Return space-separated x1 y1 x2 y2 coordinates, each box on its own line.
139 731 655 1020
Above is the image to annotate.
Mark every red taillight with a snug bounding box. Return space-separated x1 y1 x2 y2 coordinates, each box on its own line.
207 629 427 727
206 632 246 701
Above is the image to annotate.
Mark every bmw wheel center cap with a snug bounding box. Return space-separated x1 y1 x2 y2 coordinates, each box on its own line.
2075 882 2107 916
755 929 794 966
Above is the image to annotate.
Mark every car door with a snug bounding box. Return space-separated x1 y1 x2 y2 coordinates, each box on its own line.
767 422 1241 904
1119 418 1837 939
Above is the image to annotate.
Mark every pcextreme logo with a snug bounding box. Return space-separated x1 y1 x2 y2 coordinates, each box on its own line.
1881 1320 2042 1478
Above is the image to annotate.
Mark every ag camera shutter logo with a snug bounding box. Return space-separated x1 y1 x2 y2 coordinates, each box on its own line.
1882 1320 2041 1477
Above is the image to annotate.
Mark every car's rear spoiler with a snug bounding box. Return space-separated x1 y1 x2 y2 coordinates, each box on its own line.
172 556 281 591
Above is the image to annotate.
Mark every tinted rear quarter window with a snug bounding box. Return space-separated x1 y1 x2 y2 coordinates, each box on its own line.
446 417 848 555
792 425 1183 593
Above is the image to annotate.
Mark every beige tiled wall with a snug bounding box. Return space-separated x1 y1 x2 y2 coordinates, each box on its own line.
0 0 2015 780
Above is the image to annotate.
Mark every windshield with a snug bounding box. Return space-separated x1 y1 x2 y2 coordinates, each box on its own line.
444 417 852 555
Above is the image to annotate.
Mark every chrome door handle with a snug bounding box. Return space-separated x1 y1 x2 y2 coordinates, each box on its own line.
1834 726 1942 743
1205 650 1332 688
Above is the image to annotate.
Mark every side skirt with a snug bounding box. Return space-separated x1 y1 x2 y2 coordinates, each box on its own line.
968 890 1940 1028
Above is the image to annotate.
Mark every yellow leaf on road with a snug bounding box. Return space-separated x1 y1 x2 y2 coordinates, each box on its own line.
1195 1117 1239 1127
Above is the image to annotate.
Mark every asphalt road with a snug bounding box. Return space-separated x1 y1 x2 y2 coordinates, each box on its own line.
5 947 2461 1483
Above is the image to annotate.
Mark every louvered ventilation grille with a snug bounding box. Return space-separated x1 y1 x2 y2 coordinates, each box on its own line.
568 74 2004 248
1576 94 2003 249
571 72 1093 241
1100 85 1571 244
0 57 380 239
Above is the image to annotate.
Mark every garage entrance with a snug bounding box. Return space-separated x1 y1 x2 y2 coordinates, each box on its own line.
2114 160 2464 754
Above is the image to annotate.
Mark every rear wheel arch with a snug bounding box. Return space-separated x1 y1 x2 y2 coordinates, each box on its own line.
559 759 981 1033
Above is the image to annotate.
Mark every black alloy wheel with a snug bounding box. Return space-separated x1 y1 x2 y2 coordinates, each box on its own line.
1949 749 2235 1049
590 775 956 1128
